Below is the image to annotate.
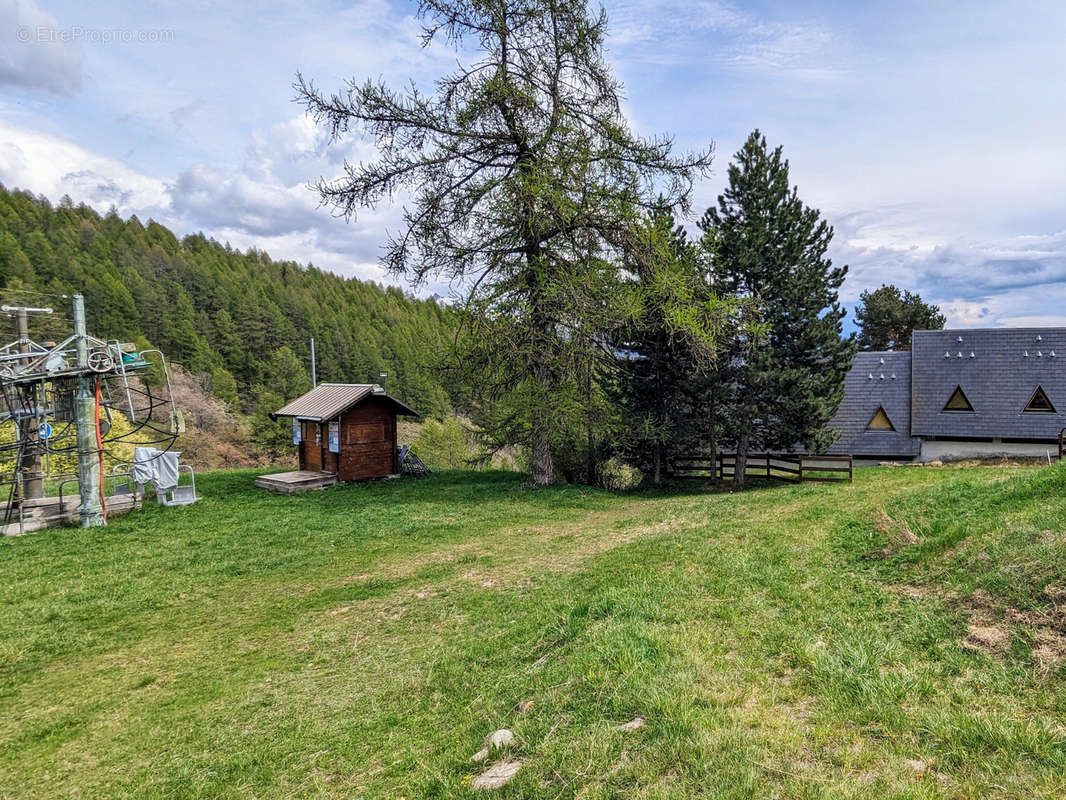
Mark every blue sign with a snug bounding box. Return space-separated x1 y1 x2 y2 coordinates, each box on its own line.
292 418 301 445
328 420 340 453
37 422 52 439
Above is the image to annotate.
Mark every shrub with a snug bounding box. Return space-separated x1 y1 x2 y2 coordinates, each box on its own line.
598 456 643 491
413 416 473 470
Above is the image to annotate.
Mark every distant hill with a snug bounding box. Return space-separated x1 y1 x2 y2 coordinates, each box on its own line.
0 184 458 416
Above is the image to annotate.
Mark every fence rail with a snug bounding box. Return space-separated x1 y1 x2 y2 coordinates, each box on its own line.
671 452 853 484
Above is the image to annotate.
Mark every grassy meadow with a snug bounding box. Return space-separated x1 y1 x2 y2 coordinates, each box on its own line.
2 464 1065 798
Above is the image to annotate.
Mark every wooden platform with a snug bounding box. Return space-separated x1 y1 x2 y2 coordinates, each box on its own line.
1 493 142 536
254 470 338 493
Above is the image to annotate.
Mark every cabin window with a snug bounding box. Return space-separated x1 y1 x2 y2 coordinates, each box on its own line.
943 386 974 412
1023 386 1056 413
866 406 895 431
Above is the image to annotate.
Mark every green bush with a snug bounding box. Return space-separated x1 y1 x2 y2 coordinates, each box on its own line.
413 416 473 470
598 456 643 491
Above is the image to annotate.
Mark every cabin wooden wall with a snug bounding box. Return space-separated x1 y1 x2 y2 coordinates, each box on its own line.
295 399 398 480
338 400 396 481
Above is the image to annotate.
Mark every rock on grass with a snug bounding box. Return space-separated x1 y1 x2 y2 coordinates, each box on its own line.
472 759 523 790
486 729 514 749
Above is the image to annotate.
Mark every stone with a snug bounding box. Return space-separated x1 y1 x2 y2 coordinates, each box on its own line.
486 729 514 750
619 716 646 732
471 759 523 790
470 747 490 763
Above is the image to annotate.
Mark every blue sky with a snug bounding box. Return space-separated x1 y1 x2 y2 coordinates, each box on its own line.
2 0 1066 327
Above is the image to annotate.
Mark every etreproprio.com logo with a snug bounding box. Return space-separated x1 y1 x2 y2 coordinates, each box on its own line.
16 25 176 44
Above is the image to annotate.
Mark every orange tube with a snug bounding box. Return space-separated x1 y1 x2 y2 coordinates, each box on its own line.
95 377 107 521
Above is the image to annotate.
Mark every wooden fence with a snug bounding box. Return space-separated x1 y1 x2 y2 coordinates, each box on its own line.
670 453 853 484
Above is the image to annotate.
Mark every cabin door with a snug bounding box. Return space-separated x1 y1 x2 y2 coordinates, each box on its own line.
301 421 324 472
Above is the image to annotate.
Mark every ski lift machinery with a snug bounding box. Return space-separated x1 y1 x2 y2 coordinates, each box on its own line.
0 294 184 532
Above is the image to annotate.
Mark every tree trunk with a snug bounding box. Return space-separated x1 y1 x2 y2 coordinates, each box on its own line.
523 216 554 486
531 411 554 485
530 325 554 486
733 430 749 489
586 421 596 486
585 341 596 486
653 330 664 487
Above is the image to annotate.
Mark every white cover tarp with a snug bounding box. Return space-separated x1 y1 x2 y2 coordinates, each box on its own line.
133 447 180 491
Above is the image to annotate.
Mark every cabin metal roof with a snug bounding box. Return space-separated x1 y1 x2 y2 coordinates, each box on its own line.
827 351 920 457
911 328 1066 440
271 383 419 421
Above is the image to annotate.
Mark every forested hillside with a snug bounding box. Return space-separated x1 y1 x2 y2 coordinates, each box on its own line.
0 184 457 417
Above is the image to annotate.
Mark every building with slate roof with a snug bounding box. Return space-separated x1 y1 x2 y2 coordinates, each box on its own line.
826 351 919 460
828 327 1066 462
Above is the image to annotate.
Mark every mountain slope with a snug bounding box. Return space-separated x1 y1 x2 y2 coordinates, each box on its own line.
0 185 457 415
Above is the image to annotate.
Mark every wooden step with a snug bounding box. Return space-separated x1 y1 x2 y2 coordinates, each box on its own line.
254 471 337 493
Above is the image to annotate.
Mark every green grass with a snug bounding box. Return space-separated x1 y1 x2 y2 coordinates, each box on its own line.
1 464 1065 798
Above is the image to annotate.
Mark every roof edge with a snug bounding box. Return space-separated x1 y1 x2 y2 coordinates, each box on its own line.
271 385 420 421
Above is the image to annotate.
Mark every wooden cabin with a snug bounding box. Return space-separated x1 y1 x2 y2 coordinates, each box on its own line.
264 384 419 488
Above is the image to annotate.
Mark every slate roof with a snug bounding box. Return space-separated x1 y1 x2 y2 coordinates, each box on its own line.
827 351 919 457
271 383 419 421
911 328 1066 441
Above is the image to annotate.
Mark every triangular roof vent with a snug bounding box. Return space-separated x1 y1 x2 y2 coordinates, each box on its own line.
1023 386 1055 413
867 406 896 431
943 386 974 412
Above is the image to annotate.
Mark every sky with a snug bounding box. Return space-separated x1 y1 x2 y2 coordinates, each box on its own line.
2 0 1066 328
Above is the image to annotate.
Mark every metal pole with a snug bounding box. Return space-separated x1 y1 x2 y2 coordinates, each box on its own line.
73 295 104 527
3 305 54 500
310 338 317 388
15 309 44 499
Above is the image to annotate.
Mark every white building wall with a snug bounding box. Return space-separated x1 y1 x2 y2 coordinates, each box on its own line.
919 439 1060 462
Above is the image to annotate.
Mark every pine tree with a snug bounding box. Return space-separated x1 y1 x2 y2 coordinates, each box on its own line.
262 345 311 403
855 284 945 350
700 131 855 487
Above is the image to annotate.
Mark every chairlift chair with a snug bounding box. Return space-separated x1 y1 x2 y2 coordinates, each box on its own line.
157 464 198 506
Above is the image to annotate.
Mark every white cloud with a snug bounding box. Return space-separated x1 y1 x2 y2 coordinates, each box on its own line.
0 0 83 94
170 163 321 238
605 0 841 76
829 210 1066 328
996 314 1066 327
0 117 406 285
0 120 167 212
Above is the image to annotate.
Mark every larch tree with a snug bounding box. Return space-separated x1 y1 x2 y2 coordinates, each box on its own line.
700 131 855 487
296 0 713 485
855 284 946 350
